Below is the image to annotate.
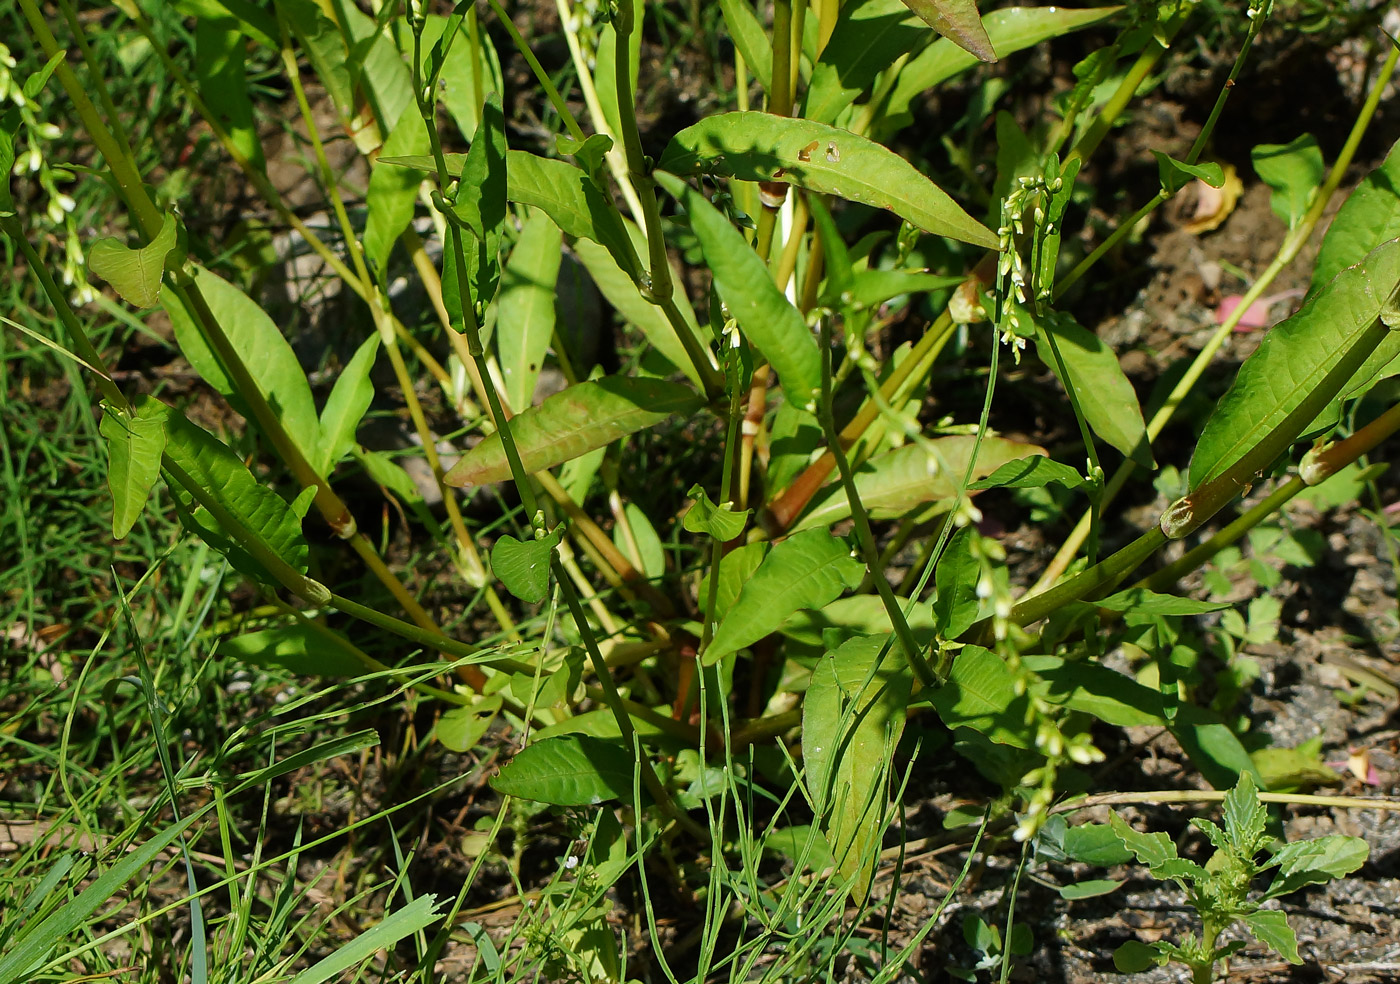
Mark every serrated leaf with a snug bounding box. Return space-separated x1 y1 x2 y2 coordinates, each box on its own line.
446 377 702 488
1152 857 1211 886
1243 910 1301 964
1223 771 1267 855
88 213 178 309
969 456 1085 490
1311 137 1400 293
100 401 167 539
216 623 364 676
1265 835 1369 900
163 265 322 464
927 645 1029 746
683 484 751 540
1253 134 1324 230
1032 309 1152 468
497 209 563 410
492 527 564 604
1190 238 1400 489
315 334 379 478
805 0 928 124
655 170 823 409
1109 811 1180 869
704 529 865 664
491 735 637 805
1061 823 1133 866
795 436 1046 531
659 113 997 249
802 634 911 901
899 0 994 62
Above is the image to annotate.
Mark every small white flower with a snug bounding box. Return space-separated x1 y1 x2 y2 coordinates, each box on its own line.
564 854 578 870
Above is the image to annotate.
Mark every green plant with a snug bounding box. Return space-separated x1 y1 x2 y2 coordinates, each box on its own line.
1109 773 1369 982
4 0 1400 977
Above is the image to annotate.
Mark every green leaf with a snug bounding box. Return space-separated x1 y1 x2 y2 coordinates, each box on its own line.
655 170 823 409
1058 878 1122 900
491 735 637 805
437 696 503 753
683 484 751 541
420 13 502 138
1152 151 1224 195
697 540 768 621
1253 134 1324 230
898 0 995 62
780 594 939 649
802 634 912 900
1223 771 1267 855
1265 836 1368 900
1311 137 1400 293
1108 811 1179 869
195 16 265 173
163 265 322 464
932 526 980 639
315 334 380 478
497 210 563 410
363 110 431 276
505 151 641 281
658 114 998 250
613 502 664 578
718 0 771 90
571 219 707 387
805 0 928 124
832 269 965 312
593 23 639 144
1061 823 1133 865
795 437 1046 531
100 401 167 539
927 645 1028 746
279 0 353 120
156 401 310 583
285 896 443 984
454 94 508 242
1171 703 1264 790
88 213 179 309
1091 587 1231 615
216 623 364 676
1243 910 1301 964
1113 940 1167 973
446 376 701 487
883 7 1122 135
1032 309 1152 468
1023 656 1165 728
969 456 1085 490
492 527 564 604
704 529 865 665
1190 237 1400 489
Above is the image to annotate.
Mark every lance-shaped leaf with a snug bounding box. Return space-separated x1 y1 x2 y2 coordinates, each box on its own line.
363 110 431 275
100 400 167 539
196 16 265 174
492 735 638 805
658 114 998 250
802 634 911 901
883 7 1122 133
88 213 179 309
453 94 508 242
794 436 1045 531
1190 237 1400 489
805 0 928 125
314 333 380 478
899 0 995 62
496 210 563 411
445 376 702 487
927 644 1030 746
704 529 865 665
1310 137 1400 295
217 623 365 676
656 171 824 408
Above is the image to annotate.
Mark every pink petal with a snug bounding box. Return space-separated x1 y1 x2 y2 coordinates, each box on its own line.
1219 294 1272 331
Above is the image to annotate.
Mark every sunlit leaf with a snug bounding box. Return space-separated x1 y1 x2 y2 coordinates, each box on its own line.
99 400 167 540
491 735 638 805
496 210 562 411
899 0 995 62
363 110 430 275
927 645 1029 746
683 484 750 541
1242 910 1301 964
492 527 564 603
1252 134 1324 230
1310 136 1400 294
216 623 365 676
88 213 178 309
805 0 928 124
315 334 380 478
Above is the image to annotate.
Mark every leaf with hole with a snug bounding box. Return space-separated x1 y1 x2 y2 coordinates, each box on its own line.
100 400 167 539
704 529 865 665
659 114 998 250
795 436 1046 531
1189 237 1400 489
656 170 823 409
492 527 564 604
491 735 638 805
446 376 702 487
803 634 911 901
88 212 178 310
